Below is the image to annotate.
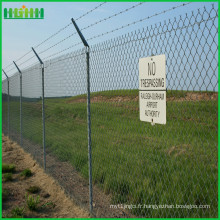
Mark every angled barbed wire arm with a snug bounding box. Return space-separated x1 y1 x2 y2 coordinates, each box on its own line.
71 18 93 214
2 69 10 137
13 61 23 147
31 47 46 170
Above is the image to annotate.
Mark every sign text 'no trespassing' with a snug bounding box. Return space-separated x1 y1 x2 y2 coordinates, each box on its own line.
139 54 166 124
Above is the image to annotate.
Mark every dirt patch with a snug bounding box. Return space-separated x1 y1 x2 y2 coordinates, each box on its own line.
3 132 135 218
66 95 138 104
2 135 90 218
66 92 217 104
167 92 218 102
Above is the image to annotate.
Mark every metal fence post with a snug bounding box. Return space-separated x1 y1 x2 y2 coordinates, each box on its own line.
31 47 46 170
13 61 23 147
2 69 10 137
86 47 93 213
8 78 10 138
71 18 93 213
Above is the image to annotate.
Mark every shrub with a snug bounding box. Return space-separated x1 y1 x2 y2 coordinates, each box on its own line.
25 193 40 211
20 169 32 177
2 164 16 173
10 207 25 218
3 173 13 182
26 186 40 194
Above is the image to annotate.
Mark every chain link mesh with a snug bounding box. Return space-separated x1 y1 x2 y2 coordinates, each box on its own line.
2 4 218 218
7 73 21 144
21 64 43 165
2 79 9 136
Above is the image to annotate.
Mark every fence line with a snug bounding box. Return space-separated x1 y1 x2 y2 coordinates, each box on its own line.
2 4 218 218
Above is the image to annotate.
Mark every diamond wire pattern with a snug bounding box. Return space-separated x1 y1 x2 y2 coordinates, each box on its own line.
7 72 20 145
1 4 218 218
43 49 88 182
89 5 218 217
2 79 9 136
20 64 44 165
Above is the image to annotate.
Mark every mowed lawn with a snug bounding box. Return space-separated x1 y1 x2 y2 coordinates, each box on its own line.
2 90 218 217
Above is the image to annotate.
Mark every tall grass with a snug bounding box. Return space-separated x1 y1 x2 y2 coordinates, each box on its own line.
2 90 217 217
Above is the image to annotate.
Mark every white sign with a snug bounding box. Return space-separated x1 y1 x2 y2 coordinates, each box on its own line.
139 54 166 124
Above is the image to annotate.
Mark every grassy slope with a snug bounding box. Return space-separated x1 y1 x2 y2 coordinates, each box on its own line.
2 90 218 217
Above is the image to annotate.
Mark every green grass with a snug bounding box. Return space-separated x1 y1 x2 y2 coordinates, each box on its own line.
2 164 16 173
10 207 25 218
2 89 218 217
3 173 13 182
25 194 40 211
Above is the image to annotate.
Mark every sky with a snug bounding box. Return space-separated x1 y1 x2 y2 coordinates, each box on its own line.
2 1 218 80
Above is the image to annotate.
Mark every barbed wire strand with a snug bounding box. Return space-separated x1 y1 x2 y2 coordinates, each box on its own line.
3 62 14 71
43 2 192 61
3 2 107 70
4 66 17 75
75 2 106 21
87 2 192 42
82 2 145 32
90 15 216 55
35 2 107 49
43 42 83 60
38 2 145 55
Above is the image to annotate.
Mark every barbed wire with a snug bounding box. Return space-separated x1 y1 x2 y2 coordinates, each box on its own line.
75 2 107 21
43 42 83 60
19 55 36 67
4 66 16 74
38 33 77 55
35 2 107 50
46 51 85 66
3 50 32 71
3 63 14 71
82 2 145 32
42 2 191 61
34 23 72 50
90 15 216 55
3 2 192 74
21 61 41 72
16 50 33 62
87 2 192 42
2 2 107 70
38 2 145 55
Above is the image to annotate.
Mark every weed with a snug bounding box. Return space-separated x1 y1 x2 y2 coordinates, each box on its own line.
3 173 13 182
2 164 16 173
20 169 32 177
25 193 40 211
10 206 25 218
41 201 56 209
26 186 40 194
2 188 9 201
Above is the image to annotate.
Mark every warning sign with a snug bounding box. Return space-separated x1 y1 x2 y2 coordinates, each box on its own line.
139 54 166 124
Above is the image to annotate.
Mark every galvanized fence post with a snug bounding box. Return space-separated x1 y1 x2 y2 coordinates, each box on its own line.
42 63 46 169
71 18 93 213
13 61 23 147
2 69 10 137
86 47 93 213
8 78 10 138
31 47 46 170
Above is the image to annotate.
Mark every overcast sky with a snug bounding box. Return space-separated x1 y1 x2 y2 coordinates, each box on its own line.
2 1 217 79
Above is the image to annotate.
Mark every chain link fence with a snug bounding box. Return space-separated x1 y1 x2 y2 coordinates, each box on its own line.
2 4 218 218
